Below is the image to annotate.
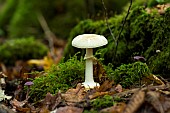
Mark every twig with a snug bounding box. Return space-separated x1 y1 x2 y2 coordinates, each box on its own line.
114 0 133 57
37 13 65 60
101 0 116 43
101 0 133 60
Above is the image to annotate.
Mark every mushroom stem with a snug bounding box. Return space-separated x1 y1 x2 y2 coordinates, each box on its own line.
83 48 99 88
85 48 93 82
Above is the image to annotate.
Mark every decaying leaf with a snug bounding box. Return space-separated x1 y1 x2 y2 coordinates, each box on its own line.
146 90 170 113
146 91 164 113
89 91 115 100
123 89 145 113
100 102 126 113
42 92 62 111
93 58 107 84
160 95 170 112
16 107 30 113
115 84 123 93
61 83 86 103
10 98 27 108
88 80 115 99
97 80 114 92
39 106 50 113
0 104 15 113
10 98 28 112
145 3 170 14
143 74 165 85
55 106 83 113
113 88 140 98
27 56 53 70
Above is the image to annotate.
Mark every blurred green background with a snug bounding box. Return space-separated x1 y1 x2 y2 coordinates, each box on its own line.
0 0 129 40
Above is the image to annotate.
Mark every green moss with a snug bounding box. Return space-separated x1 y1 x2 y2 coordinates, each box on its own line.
144 8 170 77
91 95 116 110
109 62 150 88
0 37 48 65
65 5 170 77
29 54 85 101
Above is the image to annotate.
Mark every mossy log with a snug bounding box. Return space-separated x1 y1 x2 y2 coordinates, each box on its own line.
64 6 170 77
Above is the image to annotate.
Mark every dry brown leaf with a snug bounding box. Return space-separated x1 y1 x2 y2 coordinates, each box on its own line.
88 91 115 100
0 104 15 113
61 83 86 103
113 88 140 98
115 84 123 93
39 106 50 113
145 74 165 85
16 107 30 113
159 95 170 112
145 3 170 15
56 106 83 113
93 58 107 84
88 80 115 99
146 91 164 113
100 102 126 113
10 98 27 108
42 92 62 111
123 90 145 113
97 80 114 92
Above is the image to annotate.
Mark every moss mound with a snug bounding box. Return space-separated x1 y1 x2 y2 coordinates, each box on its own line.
29 55 85 101
109 62 150 88
64 5 170 77
0 37 48 65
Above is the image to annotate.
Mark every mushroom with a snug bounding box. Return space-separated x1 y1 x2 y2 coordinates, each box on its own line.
72 34 108 89
133 56 146 62
24 81 34 99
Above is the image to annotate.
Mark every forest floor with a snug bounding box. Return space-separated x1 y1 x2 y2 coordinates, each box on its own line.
0 4 170 113
0 57 170 113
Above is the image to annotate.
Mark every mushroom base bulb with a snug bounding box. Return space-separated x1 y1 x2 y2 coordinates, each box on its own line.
82 81 100 89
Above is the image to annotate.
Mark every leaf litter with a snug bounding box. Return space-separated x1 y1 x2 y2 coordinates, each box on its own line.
1 60 170 113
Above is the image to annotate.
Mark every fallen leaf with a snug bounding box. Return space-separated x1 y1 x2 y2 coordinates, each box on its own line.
146 91 164 113
97 80 114 92
89 91 114 100
16 107 30 113
42 92 62 111
0 104 15 113
61 83 86 103
93 58 107 84
145 74 165 85
10 98 27 108
115 84 123 93
160 95 170 112
100 102 126 113
123 89 145 113
55 106 83 113
39 106 50 113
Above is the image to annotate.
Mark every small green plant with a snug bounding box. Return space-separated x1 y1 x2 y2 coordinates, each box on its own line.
109 62 150 88
91 95 116 110
29 54 85 102
0 37 48 65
